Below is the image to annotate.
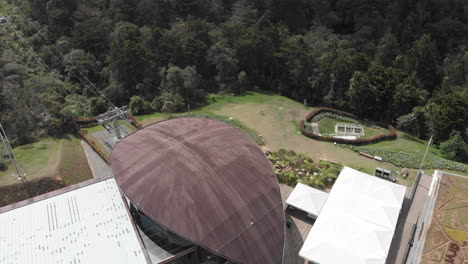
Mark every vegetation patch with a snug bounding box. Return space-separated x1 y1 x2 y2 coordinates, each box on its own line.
267 149 343 190
169 112 265 145
56 135 93 185
443 227 468 244
341 145 468 172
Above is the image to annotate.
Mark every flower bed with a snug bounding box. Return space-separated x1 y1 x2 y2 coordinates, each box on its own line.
300 108 397 145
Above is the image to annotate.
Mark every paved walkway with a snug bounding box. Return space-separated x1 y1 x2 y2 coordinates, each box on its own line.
280 184 314 264
386 173 432 264
310 123 320 134
91 125 132 154
81 140 113 180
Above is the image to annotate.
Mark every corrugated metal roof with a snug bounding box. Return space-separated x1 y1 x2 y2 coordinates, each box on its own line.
111 118 285 264
0 178 148 264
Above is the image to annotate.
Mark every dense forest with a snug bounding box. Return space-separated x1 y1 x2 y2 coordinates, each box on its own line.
0 0 467 161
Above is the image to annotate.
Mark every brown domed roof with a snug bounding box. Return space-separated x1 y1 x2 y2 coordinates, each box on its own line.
111 118 284 264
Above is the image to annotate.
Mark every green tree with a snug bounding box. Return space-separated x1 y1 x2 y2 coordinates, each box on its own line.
72 16 112 56
375 31 400 67
60 94 91 121
425 88 468 141
46 0 78 40
207 44 239 85
110 0 138 23
408 34 440 91
347 71 377 117
109 22 146 94
440 130 468 162
63 49 98 85
90 97 108 115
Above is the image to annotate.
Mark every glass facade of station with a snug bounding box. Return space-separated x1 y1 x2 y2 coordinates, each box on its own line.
129 203 235 264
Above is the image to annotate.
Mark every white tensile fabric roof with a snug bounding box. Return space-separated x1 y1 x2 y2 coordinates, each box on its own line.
0 179 148 264
285 183 328 218
299 167 406 264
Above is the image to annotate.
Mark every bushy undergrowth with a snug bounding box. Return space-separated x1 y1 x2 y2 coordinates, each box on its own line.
171 113 265 145
268 149 343 189
342 145 468 172
311 112 361 124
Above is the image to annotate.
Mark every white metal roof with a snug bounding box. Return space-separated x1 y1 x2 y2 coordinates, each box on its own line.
285 183 328 218
299 167 406 264
0 178 148 264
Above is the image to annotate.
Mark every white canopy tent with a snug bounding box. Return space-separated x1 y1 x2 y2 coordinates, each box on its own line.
0 179 149 264
299 167 406 264
285 183 328 219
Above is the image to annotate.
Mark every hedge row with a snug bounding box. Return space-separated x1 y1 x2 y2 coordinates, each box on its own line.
300 108 397 145
75 113 143 129
306 107 358 123
75 118 98 127
310 112 361 124
127 113 143 129
73 122 110 163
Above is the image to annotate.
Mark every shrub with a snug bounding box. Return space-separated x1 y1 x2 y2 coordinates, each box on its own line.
0 156 7 171
151 96 163 111
129 96 146 115
161 101 176 113
206 93 225 104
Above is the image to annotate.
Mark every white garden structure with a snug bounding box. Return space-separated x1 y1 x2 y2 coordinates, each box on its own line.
335 123 365 136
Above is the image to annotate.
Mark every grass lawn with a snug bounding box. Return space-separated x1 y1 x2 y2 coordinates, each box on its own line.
0 134 93 187
82 125 105 134
317 117 338 134
360 132 442 156
135 112 167 125
0 137 63 186
364 127 382 138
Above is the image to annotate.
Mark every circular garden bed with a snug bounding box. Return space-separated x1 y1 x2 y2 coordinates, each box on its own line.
300 107 397 145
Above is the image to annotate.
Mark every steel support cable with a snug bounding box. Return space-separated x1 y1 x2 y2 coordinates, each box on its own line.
4 21 112 101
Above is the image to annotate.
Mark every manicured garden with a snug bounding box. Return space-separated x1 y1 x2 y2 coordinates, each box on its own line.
317 117 382 138
268 149 343 190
